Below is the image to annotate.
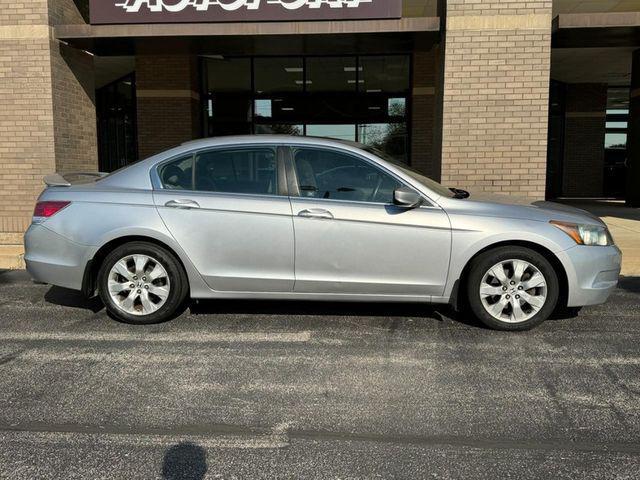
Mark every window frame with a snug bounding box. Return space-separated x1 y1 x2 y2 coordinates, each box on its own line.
152 144 288 199
283 145 431 207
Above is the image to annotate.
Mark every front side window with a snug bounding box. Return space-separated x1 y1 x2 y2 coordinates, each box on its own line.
194 147 278 195
293 148 402 203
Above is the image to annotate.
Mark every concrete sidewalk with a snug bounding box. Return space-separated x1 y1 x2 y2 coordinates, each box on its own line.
1 201 638 274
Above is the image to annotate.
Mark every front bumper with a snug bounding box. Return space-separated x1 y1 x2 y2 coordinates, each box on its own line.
24 224 96 291
557 244 622 307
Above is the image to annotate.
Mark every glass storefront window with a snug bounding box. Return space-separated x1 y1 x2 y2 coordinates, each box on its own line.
358 123 408 163
605 133 627 150
360 56 410 93
202 55 412 163
307 57 357 92
388 97 407 117
255 57 304 93
205 57 251 92
307 124 357 141
254 124 303 136
254 99 272 118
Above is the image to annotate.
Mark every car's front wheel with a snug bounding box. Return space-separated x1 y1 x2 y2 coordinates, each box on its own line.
97 242 189 324
466 246 559 331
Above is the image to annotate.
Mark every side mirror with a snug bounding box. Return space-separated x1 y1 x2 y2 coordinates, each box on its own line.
393 187 423 209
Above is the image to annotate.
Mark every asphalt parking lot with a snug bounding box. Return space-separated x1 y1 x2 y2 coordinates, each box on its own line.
0 270 639 479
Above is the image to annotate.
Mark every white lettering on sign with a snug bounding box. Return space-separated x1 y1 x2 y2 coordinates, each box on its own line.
115 0 374 13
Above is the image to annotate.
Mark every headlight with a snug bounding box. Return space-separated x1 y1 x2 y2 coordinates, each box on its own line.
550 221 614 246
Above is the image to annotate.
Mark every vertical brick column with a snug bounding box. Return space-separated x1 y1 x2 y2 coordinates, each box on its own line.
440 0 552 199
627 50 640 207
136 54 201 159
49 0 97 173
562 84 607 198
411 45 440 179
0 1 54 242
0 0 96 245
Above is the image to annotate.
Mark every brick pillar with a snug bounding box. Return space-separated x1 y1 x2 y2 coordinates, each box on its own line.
411 46 439 179
440 0 552 199
136 54 201 159
49 0 97 174
51 42 98 173
0 0 97 245
562 84 606 198
628 50 640 207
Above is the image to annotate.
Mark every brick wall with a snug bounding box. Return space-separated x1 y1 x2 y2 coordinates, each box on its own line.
50 41 97 173
0 1 54 240
136 54 201 159
440 0 552 199
562 84 606 197
0 0 96 243
411 45 440 180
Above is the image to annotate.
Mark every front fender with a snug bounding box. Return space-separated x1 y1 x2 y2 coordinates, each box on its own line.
443 215 575 301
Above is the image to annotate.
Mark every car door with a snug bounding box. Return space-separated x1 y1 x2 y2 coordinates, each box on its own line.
287 145 451 296
153 145 295 293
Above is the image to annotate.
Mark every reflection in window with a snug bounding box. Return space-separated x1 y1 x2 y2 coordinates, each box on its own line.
388 98 406 117
255 124 303 135
360 56 410 93
605 133 627 150
307 57 357 92
255 57 304 93
293 148 401 203
194 148 278 195
202 55 412 163
205 57 251 92
605 86 629 151
160 156 193 190
358 123 408 163
307 124 357 141
254 99 272 118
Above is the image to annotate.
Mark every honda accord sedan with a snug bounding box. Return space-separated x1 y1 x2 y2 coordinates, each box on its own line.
24 136 621 330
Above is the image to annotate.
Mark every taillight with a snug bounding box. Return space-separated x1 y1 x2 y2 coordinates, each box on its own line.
33 201 71 219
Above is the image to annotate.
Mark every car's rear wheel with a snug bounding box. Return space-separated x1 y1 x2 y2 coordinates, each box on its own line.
97 242 188 324
466 246 559 331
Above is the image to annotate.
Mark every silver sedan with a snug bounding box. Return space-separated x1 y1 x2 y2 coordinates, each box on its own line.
24 136 622 330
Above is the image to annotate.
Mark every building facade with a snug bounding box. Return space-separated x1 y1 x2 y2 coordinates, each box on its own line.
1 0 639 248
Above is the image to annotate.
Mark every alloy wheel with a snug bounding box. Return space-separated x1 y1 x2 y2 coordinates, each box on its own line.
107 254 171 316
479 259 548 324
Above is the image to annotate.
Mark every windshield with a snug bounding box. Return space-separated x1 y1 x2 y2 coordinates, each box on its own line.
362 147 456 198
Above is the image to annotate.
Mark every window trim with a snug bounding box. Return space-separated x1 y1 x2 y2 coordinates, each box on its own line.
284 144 436 208
152 144 286 198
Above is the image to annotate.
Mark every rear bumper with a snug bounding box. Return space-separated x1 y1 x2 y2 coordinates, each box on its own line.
558 245 622 307
23 224 95 291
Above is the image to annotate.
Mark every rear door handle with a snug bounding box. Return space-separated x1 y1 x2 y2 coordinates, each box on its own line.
298 208 334 220
165 199 200 210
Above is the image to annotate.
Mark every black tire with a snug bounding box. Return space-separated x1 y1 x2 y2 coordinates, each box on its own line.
466 246 559 331
97 241 189 325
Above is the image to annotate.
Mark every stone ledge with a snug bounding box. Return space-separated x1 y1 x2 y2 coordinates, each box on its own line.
0 246 25 270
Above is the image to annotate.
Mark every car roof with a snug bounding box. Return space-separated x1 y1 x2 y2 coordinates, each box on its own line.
178 135 364 150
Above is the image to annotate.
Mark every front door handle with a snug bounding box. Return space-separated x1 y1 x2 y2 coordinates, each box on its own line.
298 208 334 220
165 199 200 210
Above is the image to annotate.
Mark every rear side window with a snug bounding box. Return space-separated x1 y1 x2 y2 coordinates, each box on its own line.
194 147 278 195
159 156 193 190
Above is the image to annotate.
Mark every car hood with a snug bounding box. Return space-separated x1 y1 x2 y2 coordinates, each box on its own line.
439 189 605 226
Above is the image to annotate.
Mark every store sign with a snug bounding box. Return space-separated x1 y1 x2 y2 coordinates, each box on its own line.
90 0 403 24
